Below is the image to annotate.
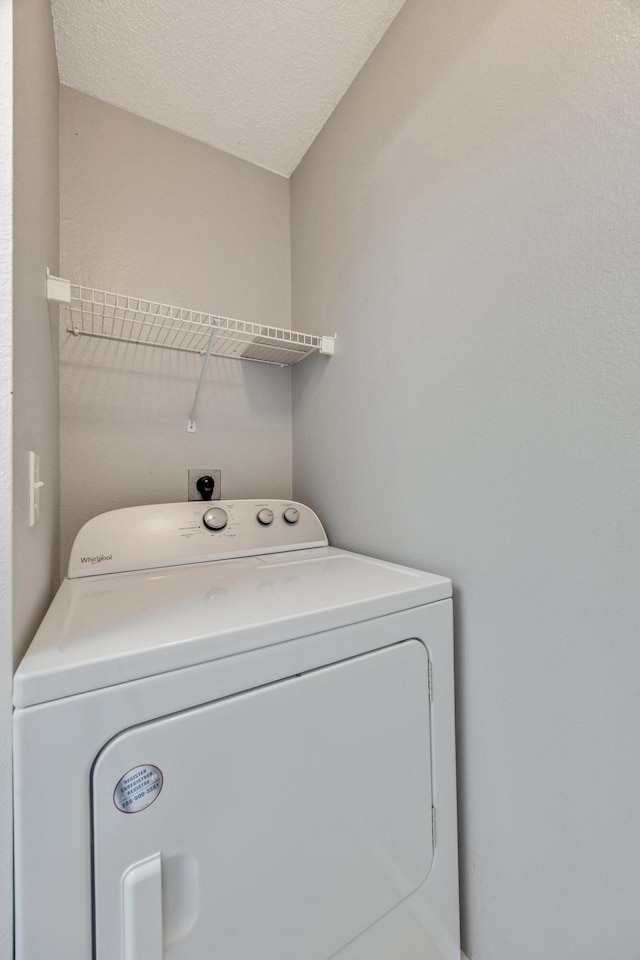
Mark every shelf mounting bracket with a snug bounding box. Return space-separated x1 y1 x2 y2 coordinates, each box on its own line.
187 322 217 433
46 268 71 305
319 335 336 356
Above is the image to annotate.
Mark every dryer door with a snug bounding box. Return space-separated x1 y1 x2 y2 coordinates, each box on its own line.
92 639 433 960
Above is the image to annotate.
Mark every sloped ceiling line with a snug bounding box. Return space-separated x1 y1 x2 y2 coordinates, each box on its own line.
52 0 406 177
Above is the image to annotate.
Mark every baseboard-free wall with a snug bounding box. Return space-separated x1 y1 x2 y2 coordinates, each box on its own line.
59 88 292 572
1 0 60 953
0 3 13 953
291 0 640 958
13 0 60 659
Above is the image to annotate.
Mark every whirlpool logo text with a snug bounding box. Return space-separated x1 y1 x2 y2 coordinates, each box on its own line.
80 554 113 565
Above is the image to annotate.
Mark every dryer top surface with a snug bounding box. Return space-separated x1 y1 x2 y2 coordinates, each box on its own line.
14 546 450 708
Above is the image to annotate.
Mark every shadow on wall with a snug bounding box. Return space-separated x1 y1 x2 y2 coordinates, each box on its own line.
59 333 290 425
58 333 293 576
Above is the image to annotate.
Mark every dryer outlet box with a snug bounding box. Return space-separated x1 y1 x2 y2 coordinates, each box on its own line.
188 469 221 501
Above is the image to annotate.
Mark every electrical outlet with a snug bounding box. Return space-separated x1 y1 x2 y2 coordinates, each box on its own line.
188 468 221 502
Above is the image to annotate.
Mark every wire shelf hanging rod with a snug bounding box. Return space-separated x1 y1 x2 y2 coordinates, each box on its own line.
65 328 213 357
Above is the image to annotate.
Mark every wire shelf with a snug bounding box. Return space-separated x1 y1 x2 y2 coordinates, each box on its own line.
47 273 335 432
57 282 333 366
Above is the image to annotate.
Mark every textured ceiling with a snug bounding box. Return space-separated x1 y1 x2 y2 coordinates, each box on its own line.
52 0 406 177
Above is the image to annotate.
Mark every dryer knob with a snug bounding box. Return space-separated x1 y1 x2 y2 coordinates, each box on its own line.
257 508 274 526
203 506 228 531
283 507 300 524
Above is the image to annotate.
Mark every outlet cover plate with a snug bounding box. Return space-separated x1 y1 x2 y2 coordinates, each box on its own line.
188 468 221 502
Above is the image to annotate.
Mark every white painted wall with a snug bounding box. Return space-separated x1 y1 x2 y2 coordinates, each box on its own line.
291 1 640 958
1 0 60 954
60 88 292 573
13 0 60 659
0 2 13 953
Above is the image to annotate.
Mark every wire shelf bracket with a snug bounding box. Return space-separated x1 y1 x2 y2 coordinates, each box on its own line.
47 272 336 432
46 270 71 305
187 324 217 434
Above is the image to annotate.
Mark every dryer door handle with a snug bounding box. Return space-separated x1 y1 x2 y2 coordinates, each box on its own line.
122 852 163 960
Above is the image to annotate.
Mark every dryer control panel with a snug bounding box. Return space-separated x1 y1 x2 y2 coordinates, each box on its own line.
68 500 327 578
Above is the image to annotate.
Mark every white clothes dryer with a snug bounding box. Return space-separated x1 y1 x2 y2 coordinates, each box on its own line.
13 500 459 960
